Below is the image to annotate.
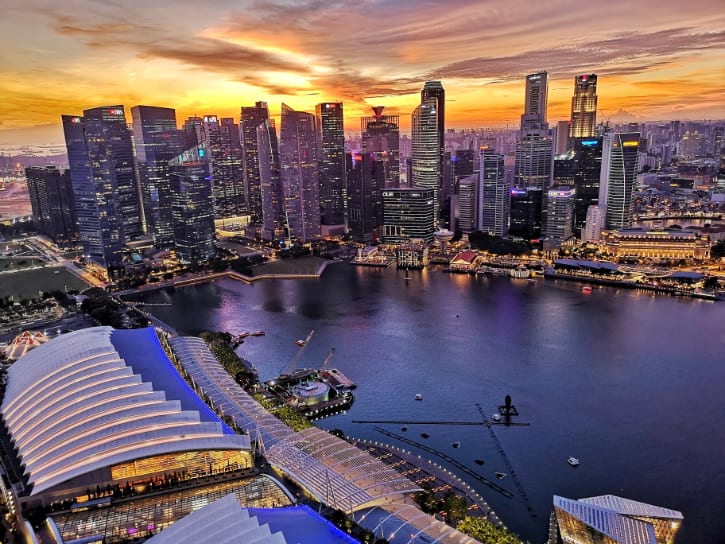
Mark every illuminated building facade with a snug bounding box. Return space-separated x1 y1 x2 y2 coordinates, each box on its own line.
345 151 384 244
131 105 183 249
169 145 215 264
599 228 711 261
421 81 445 195
411 98 440 225
25 166 78 248
280 103 321 242
599 132 640 229
569 74 598 141
554 494 683 544
316 102 345 225
509 187 542 240
456 173 477 234
544 187 576 248
521 71 549 131
240 101 271 224
479 148 509 236
382 188 435 243
361 106 400 187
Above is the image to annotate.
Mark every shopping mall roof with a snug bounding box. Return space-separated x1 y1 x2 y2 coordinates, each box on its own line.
1 326 249 496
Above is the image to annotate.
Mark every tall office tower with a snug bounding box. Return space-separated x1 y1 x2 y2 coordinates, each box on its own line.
599 132 640 229
544 187 576 248
345 151 384 244
197 115 245 222
131 106 182 249
456 174 478 234
168 145 215 264
256 118 286 241
84 106 144 240
509 187 543 240
240 102 271 224
421 81 446 211
569 74 598 141
182 116 203 149
514 132 553 191
478 148 509 236
361 106 400 186
279 103 321 242
572 138 603 235
453 149 474 182
581 204 606 242
555 120 571 154
25 166 78 247
520 72 549 131
411 97 440 225
382 187 435 243
315 102 345 225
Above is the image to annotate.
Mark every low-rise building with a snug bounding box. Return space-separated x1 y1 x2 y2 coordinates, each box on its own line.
600 228 710 261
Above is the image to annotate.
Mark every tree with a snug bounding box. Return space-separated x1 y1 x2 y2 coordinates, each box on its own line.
456 516 520 544
711 240 725 260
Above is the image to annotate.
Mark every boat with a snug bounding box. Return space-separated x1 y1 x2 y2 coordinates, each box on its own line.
251 330 266 336
415 393 423 401
491 413 501 422
452 441 461 448
295 340 306 347
495 472 507 480
421 433 429 439
401 426 408 432
239 331 250 339
567 457 580 467
581 286 593 294
474 459 484 466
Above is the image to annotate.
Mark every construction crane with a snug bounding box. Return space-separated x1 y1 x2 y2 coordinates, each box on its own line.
320 348 336 372
281 330 314 376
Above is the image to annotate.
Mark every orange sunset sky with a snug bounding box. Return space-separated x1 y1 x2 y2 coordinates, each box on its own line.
1 0 724 142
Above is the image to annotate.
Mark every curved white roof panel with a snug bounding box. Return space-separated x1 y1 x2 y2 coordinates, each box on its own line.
1 327 249 496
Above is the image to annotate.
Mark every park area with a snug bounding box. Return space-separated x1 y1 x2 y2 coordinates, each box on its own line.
0 266 89 300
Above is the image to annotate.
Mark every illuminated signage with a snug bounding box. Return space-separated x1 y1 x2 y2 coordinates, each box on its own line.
198 149 205 157
108 108 123 116
581 75 587 81
203 115 218 123
581 140 598 146
510 189 526 196
622 141 639 147
70 117 82 124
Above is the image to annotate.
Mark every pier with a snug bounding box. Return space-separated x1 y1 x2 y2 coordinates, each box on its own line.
372 426 514 498
354 419 484 425
476 403 537 517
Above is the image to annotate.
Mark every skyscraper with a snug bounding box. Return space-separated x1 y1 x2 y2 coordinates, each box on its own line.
544 187 576 249
411 98 440 225
131 105 183 249
456 174 477 234
240 102 271 225
421 81 445 209
569 74 598 141
345 151 384 244
572 138 603 235
382 188 435 243
256 118 286 242
599 132 640 229
279 103 321 242
521 72 549 132
315 102 345 225
479 148 509 236
514 133 553 191
25 166 77 248
361 106 400 187
168 144 215 264
509 187 543 240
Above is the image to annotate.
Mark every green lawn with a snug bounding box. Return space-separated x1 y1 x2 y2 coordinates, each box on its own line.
0 267 89 299
0 257 45 271
251 256 330 276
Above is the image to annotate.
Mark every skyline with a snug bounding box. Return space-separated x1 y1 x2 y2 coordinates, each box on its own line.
1 0 725 143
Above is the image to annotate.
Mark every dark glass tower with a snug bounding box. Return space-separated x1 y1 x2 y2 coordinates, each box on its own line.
131 105 182 249
600 132 639 229
279 103 320 242
361 106 400 187
569 74 598 141
521 72 549 131
25 166 78 248
256 118 286 242
345 151 384 244
316 102 345 225
240 102 271 224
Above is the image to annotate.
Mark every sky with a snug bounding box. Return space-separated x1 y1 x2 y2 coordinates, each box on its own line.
1 0 724 142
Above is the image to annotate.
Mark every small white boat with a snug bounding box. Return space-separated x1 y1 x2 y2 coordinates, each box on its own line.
495 472 507 480
452 441 461 448
251 330 266 337
295 340 306 347
414 393 423 401
491 413 501 422
567 457 580 467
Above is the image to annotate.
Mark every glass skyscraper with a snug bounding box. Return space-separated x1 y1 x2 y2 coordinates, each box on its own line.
521 72 549 131
569 74 598 141
346 151 384 244
382 188 435 243
240 102 271 225
599 132 640 229
479 148 509 236
256 117 285 242
316 102 345 226
25 166 78 248
411 98 440 226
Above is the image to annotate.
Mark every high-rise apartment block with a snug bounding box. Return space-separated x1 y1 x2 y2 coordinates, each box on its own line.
131 105 183 249
599 132 640 229
25 166 78 248
569 74 598 141
279 103 321 242
316 103 345 225
521 72 548 132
